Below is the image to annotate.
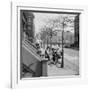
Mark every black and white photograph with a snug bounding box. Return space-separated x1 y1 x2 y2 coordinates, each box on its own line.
0 0 89 89
20 9 80 78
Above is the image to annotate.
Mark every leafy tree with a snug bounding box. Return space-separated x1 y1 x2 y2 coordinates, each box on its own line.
39 15 75 46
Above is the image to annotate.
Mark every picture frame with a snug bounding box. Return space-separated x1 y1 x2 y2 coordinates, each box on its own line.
11 1 88 88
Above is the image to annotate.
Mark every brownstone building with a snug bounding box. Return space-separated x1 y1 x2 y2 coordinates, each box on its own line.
20 10 35 43
20 11 43 78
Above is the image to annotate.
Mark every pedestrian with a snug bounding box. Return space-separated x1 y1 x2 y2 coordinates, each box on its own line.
45 46 50 61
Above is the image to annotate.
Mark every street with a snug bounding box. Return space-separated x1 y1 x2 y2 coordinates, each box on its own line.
47 48 79 76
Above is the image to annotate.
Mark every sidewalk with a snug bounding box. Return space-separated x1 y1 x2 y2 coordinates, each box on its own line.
47 48 79 76
47 64 78 76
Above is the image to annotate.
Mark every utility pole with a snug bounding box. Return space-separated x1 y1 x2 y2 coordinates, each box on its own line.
61 20 65 68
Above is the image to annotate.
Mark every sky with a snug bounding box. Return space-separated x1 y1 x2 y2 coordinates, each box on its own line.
33 12 76 35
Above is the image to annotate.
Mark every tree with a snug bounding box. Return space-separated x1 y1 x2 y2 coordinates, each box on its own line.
39 15 75 46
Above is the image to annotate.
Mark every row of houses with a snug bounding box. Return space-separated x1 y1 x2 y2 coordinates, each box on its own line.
41 30 74 47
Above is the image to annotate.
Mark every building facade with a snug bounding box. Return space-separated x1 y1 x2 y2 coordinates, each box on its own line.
21 10 35 43
74 14 80 49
